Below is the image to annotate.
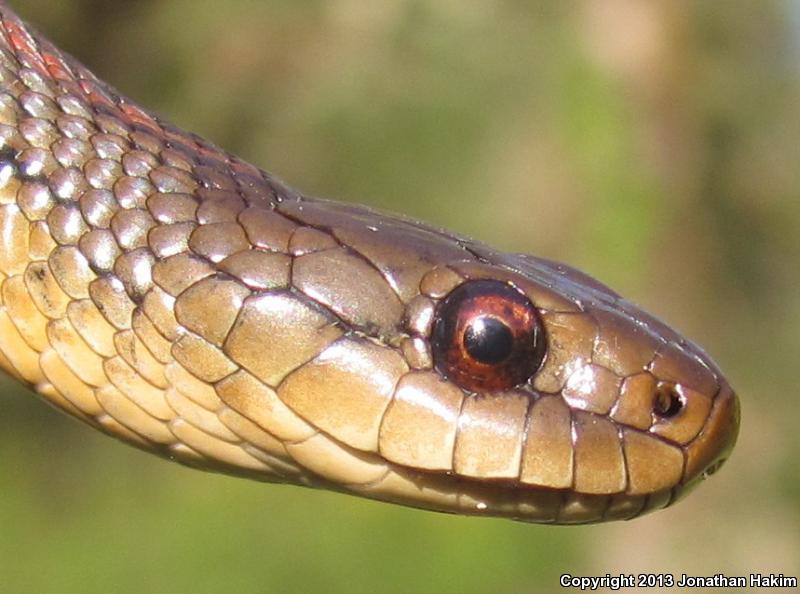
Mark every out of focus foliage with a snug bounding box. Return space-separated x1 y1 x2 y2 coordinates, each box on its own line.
2 1 798 592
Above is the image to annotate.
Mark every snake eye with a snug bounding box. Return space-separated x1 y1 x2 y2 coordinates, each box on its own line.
431 279 545 392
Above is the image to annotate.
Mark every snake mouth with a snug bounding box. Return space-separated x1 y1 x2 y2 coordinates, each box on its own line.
702 456 728 478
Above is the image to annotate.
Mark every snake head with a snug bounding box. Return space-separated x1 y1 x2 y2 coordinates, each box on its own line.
255 199 740 523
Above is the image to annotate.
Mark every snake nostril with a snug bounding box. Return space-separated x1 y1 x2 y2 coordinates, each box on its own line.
653 382 684 418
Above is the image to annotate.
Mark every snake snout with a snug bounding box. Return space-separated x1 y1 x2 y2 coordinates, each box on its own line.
683 379 740 485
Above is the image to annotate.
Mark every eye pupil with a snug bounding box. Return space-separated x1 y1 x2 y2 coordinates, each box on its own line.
463 317 514 364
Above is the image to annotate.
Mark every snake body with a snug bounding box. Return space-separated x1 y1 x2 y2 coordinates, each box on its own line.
0 4 738 524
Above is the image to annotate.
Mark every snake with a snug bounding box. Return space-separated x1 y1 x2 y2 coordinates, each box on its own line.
0 3 739 524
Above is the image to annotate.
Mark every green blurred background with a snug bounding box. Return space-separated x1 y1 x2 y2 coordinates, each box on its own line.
2 1 798 592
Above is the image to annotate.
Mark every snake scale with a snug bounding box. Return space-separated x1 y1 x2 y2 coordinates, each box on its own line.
0 3 738 524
